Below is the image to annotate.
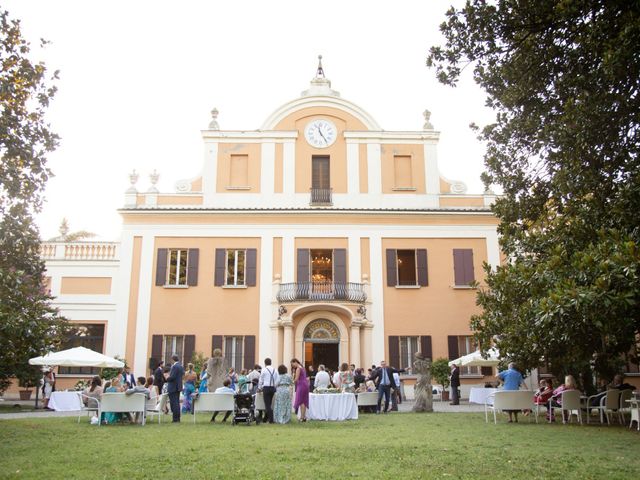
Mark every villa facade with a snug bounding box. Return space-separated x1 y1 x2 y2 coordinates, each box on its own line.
40 65 504 387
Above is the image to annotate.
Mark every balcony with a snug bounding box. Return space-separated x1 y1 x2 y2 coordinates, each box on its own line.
310 187 332 206
277 281 367 303
40 241 119 261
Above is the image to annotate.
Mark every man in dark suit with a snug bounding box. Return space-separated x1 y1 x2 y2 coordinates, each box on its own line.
450 363 460 405
371 360 397 414
153 360 165 394
166 355 184 422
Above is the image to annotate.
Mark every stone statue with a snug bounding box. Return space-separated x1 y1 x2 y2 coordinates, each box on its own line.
423 109 434 130
207 348 227 392
412 352 433 412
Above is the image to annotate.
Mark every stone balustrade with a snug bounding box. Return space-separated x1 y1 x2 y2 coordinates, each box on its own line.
40 241 119 261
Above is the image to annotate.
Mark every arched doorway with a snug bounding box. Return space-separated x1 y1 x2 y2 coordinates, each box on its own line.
303 318 340 372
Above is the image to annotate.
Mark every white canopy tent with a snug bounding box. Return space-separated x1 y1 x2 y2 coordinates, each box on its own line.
29 346 124 368
448 348 501 367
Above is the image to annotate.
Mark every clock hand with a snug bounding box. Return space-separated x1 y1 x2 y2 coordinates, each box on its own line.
317 125 328 143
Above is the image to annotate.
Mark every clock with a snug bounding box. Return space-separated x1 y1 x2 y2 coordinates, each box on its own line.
304 119 337 148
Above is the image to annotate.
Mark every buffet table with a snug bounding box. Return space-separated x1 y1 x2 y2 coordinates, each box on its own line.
469 387 499 405
48 391 82 411
308 393 358 421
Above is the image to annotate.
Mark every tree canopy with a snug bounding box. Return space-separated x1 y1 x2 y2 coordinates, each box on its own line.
0 10 68 393
428 1 640 386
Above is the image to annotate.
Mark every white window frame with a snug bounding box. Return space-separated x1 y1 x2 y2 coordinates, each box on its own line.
163 335 185 365
166 249 188 286
224 336 244 371
458 336 480 376
399 336 418 370
225 249 247 287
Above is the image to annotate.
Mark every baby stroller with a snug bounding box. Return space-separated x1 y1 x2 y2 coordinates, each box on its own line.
232 393 256 426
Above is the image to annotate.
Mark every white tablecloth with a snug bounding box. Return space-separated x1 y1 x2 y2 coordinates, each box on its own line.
469 388 499 405
49 391 83 411
308 393 358 421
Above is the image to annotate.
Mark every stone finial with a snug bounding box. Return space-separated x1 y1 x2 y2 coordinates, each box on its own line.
208 107 219 130
147 169 159 193
423 109 434 130
316 55 325 78
126 169 139 193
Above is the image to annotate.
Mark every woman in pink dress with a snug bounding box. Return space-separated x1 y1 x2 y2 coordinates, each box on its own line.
291 358 309 422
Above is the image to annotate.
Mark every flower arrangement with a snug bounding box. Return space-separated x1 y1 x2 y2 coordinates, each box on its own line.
315 387 342 394
74 380 89 391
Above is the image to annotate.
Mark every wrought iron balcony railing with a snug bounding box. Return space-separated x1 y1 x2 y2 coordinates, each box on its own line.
310 187 332 206
277 281 367 303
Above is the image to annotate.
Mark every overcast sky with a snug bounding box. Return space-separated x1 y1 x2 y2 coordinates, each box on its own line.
5 1 494 240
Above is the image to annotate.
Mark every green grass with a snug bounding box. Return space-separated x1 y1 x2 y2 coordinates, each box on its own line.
0 412 639 479
0 404 36 413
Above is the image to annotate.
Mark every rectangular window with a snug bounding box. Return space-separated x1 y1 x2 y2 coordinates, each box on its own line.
225 249 246 286
58 324 105 375
224 336 244 371
399 336 419 370
229 154 249 187
167 249 188 286
163 335 184 366
453 249 475 286
397 250 417 286
311 155 331 204
393 155 413 189
458 336 479 376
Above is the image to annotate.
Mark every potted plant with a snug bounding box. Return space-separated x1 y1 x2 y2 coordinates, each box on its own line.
16 364 41 400
431 358 451 401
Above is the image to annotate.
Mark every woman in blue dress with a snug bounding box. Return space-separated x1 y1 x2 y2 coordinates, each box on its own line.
198 364 208 393
273 364 293 424
182 363 197 414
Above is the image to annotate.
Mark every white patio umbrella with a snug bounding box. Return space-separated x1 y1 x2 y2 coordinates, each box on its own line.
448 348 501 367
29 346 124 368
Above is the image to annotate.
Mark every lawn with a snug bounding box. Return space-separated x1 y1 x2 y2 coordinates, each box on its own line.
0 412 638 479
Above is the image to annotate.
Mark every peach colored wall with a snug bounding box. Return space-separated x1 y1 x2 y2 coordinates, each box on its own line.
381 144 426 194
216 143 261 193
440 178 452 193
274 143 284 193
157 195 204 206
273 107 367 195
149 237 261 358
273 237 282 280
381 237 489 361
359 143 368 193
360 237 370 280
125 237 143 368
191 177 203 191
440 196 485 207
122 212 499 227
60 277 112 295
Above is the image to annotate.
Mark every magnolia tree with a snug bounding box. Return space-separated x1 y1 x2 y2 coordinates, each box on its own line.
0 10 68 393
428 1 640 389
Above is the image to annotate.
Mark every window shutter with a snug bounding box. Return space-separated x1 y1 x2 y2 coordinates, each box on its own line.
246 249 257 286
183 335 196 364
481 366 493 376
187 248 199 286
244 335 256 370
448 336 459 360
214 249 226 286
388 336 400 369
420 335 432 360
333 248 347 284
150 335 163 370
416 249 428 286
463 249 475 284
155 249 168 286
386 249 397 286
297 249 310 299
211 335 223 356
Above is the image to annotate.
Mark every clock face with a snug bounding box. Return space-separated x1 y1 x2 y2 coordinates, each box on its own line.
304 119 337 148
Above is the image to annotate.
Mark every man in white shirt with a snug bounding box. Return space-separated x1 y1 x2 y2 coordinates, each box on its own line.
246 364 262 394
258 357 279 424
210 379 235 423
314 364 331 389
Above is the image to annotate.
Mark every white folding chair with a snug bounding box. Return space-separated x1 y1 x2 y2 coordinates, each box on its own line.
485 390 537 424
192 393 234 423
76 393 100 423
586 390 621 425
146 393 168 424
99 393 147 426
549 390 583 424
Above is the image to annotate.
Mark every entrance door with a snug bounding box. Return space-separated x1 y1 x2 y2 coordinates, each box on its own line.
310 343 339 372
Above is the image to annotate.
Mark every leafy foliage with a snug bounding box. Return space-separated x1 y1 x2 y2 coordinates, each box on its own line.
0 10 68 394
431 358 451 389
428 1 640 386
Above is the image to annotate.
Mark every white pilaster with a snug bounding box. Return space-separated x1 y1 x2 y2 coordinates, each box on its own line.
346 142 360 195
258 235 274 362
424 141 440 195
283 141 295 196
202 142 219 205
282 234 295 283
350 323 361 366
132 233 155 376
283 321 293 364
367 143 382 195
369 234 385 363
109 231 135 359
485 228 501 270
270 324 281 365
261 142 275 196
347 235 361 283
